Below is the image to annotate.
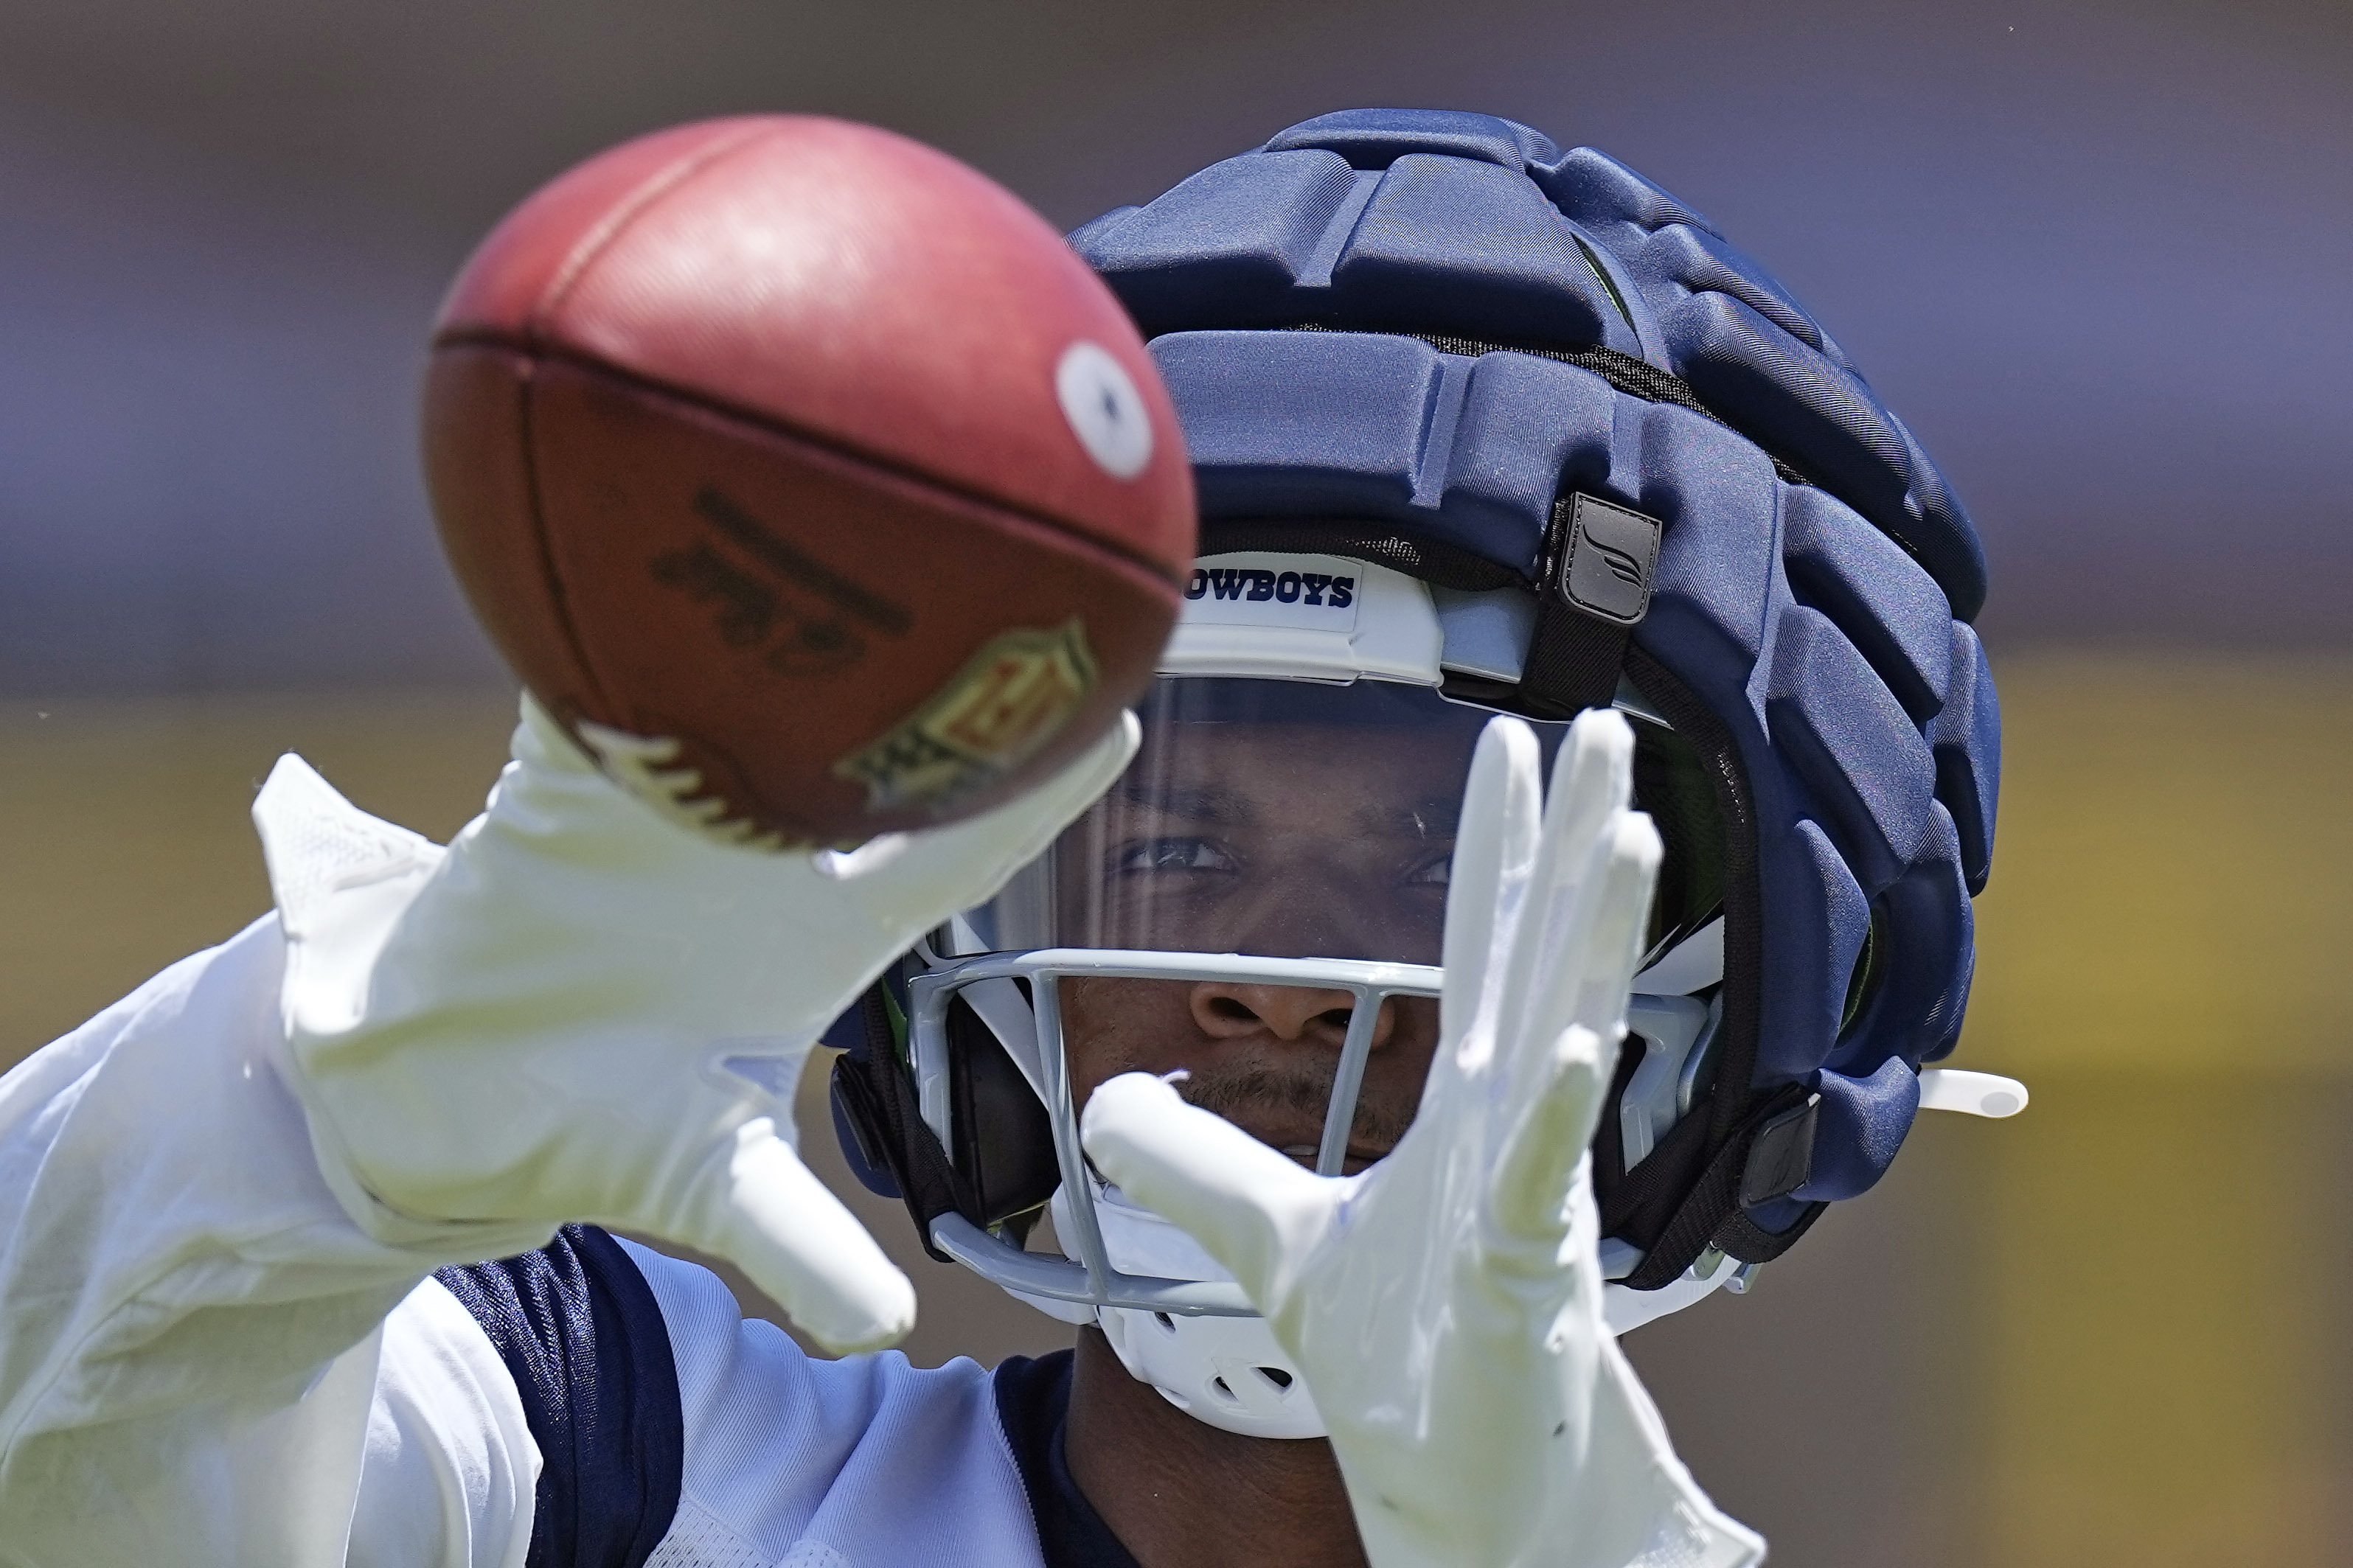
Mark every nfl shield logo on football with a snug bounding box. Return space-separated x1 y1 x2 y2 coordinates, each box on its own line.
833 620 1099 813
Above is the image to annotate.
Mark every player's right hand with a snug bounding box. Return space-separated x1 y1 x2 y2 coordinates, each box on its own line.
1082 711 1762 1568
254 694 1134 1353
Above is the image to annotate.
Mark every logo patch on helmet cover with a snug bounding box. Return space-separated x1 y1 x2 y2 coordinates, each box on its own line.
833 621 1099 813
1562 495 1664 626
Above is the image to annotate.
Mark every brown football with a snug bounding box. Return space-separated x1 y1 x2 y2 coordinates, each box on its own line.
423 116 1195 847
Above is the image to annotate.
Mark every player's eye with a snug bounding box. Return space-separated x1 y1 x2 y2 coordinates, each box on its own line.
1112 837 1238 876
1403 849 1452 887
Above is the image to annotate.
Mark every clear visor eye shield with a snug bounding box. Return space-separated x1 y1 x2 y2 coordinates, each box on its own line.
831 551 1743 1354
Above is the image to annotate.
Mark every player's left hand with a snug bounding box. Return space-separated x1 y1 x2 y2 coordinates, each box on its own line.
255 695 1134 1356
1082 709 1765 1568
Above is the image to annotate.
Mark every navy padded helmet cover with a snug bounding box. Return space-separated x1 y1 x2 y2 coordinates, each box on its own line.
1073 108 2001 1212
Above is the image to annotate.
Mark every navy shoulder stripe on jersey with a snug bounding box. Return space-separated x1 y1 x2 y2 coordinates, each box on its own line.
993 1351 1141 1568
436 1224 684 1568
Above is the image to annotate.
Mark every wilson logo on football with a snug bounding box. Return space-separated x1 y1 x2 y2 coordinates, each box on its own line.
833 621 1099 813
649 487 914 677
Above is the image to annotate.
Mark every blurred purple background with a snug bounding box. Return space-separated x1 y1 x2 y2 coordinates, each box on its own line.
2 0 2346 697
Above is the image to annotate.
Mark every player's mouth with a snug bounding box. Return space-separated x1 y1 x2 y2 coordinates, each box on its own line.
1150 1055 1410 1176
1220 1110 1391 1175
1279 1143 1387 1177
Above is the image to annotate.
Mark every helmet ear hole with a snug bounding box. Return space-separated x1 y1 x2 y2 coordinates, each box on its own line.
1838 907 1890 1040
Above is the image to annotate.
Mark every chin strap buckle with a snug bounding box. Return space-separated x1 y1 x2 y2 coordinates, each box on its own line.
1737 1094 1821 1208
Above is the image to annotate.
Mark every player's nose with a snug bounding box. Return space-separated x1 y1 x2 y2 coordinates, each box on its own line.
1187 983 1397 1047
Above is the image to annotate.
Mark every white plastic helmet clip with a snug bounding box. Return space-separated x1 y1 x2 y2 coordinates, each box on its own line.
1917 1067 2029 1117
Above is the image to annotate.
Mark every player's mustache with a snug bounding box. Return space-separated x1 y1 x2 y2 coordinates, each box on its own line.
1159 1056 1415 1155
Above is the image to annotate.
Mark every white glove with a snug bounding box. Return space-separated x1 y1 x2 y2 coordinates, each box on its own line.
255 695 1134 1353
1082 711 1764 1568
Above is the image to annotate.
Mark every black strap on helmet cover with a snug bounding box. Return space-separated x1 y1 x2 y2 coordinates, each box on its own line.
1605 645 1827 1283
832 980 1060 1262
1519 492 1664 719
830 986 975 1265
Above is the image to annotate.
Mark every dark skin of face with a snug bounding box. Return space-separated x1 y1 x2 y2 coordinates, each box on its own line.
1046 717 1469 1567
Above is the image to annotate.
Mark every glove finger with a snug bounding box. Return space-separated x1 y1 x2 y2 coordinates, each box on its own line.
1493 820 1665 1246
1495 709 1636 1070
674 1121 917 1354
1498 808 1662 1160
818 712 1139 921
1487 1023 1612 1244
1566 810 1664 1043
1437 717 1543 1074
1548 707 1636 830
1081 1071 1332 1305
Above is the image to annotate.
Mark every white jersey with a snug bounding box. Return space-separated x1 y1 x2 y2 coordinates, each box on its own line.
0 919 1124 1568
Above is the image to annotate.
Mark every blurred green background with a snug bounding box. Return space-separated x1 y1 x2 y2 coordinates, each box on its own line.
2 2 2348 1562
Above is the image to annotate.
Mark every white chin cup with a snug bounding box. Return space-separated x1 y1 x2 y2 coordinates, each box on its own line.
1052 1182 1327 1440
